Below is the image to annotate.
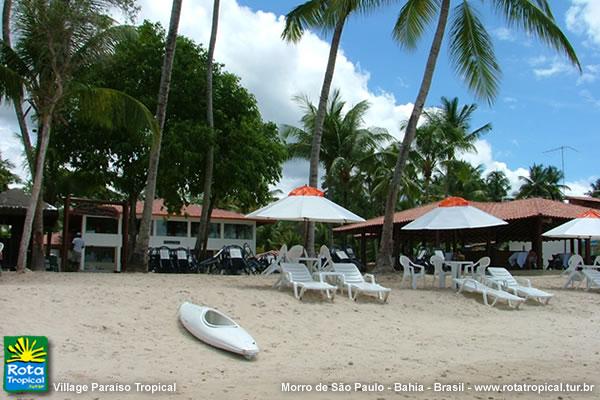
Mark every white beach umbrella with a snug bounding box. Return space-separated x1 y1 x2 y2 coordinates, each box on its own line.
402 197 508 230
543 210 600 239
246 185 365 224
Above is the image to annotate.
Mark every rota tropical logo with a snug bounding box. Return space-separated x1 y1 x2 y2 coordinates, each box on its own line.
3 336 48 393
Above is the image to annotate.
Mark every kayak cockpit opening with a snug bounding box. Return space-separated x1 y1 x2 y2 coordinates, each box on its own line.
204 309 237 327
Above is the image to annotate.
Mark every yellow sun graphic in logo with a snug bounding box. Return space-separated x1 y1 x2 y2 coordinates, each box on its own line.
7 337 47 363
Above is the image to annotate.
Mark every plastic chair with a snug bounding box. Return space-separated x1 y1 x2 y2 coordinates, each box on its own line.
318 245 332 271
430 255 450 288
286 245 306 263
563 255 584 288
464 257 490 280
399 255 426 289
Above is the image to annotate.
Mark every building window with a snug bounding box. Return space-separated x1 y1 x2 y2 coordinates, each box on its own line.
85 217 118 234
191 222 220 238
155 220 188 237
224 224 253 240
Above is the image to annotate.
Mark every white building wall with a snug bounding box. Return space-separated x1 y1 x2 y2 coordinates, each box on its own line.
80 215 256 271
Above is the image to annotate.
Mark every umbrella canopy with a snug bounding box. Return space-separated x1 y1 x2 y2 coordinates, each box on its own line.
246 185 365 224
543 209 600 239
402 197 508 230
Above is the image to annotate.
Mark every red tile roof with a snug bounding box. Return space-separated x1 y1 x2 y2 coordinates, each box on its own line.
135 199 249 220
335 197 592 233
567 196 600 204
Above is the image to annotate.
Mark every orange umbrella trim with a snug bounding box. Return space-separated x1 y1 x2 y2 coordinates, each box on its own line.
288 185 325 197
438 196 469 207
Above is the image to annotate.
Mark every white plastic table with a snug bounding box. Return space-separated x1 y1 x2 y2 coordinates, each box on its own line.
443 261 474 289
298 256 322 272
318 271 344 287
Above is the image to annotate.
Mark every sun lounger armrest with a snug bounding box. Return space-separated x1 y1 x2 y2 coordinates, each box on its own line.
312 272 326 283
515 277 532 287
483 278 502 290
364 273 376 284
284 271 293 284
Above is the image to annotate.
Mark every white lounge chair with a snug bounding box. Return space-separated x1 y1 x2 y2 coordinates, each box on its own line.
582 268 600 291
332 263 391 302
262 244 287 276
454 277 526 309
487 267 554 304
464 256 490 280
563 255 585 288
594 256 600 267
400 255 426 289
280 263 337 301
430 255 451 288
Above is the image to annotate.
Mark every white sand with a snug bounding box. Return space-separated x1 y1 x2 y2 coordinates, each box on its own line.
1 271 599 399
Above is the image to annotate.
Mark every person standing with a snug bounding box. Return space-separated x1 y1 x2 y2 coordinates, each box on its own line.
71 233 85 271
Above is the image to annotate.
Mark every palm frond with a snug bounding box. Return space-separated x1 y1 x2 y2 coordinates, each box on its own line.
72 25 138 69
73 85 158 136
282 0 328 42
393 0 440 50
449 1 501 104
492 0 580 71
0 64 25 102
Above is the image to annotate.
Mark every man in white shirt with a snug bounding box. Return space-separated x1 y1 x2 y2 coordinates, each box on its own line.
71 233 85 270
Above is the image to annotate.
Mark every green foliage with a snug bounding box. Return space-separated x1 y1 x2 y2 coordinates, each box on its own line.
50 21 286 214
485 170 510 201
587 178 600 198
517 163 568 200
0 152 19 190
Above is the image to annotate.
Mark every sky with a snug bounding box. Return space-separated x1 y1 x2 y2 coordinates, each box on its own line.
0 0 598 197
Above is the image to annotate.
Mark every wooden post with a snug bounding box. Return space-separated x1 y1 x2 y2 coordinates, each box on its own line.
61 195 71 272
533 217 543 269
570 238 575 254
360 232 366 267
578 239 583 257
585 239 592 264
121 201 129 272
45 231 52 258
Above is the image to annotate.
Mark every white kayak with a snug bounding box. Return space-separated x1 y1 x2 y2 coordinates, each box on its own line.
178 302 259 359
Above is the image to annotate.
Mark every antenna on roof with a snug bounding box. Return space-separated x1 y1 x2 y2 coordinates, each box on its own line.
543 145 578 189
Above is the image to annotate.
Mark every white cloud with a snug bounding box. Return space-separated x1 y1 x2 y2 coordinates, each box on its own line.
565 177 597 196
492 27 516 42
577 64 600 85
458 140 529 193
531 58 574 78
566 0 600 47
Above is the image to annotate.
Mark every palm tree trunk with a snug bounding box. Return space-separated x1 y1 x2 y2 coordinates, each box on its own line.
30 189 46 270
375 0 451 272
2 0 34 168
16 113 53 272
306 16 346 256
196 0 220 260
130 0 183 272
127 193 138 263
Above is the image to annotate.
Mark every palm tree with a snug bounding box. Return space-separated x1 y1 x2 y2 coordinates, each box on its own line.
282 89 392 209
0 0 157 272
586 178 600 198
376 0 580 271
425 97 491 196
517 164 568 200
282 0 382 255
130 0 183 272
485 170 510 201
196 0 221 260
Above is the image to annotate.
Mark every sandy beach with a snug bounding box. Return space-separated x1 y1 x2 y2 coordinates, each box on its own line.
1 271 599 400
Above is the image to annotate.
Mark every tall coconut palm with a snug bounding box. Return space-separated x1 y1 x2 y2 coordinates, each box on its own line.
282 0 382 255
517 164 568 200
376 0 580 271
196 0 220 260
587 178 600 198
0 0 157 272
130 0 183 272
283 89 392 209
425 97 491 196
485 170 510 201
